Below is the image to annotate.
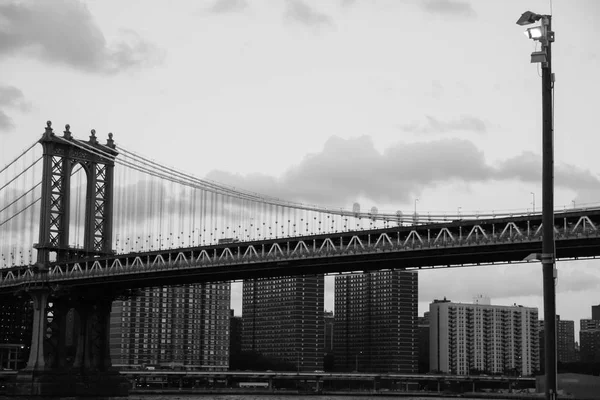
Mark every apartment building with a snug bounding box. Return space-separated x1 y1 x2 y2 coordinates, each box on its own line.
334 270 418 373
430 299 539 376
110 283 230 370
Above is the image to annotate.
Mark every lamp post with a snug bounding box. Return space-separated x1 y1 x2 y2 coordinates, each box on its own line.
531 192 536 213
355 351 362 372
517 11 556 400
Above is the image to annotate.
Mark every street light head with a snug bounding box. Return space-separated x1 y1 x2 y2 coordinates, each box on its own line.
516 11 542 26
530 50 547 63
525 26 544 40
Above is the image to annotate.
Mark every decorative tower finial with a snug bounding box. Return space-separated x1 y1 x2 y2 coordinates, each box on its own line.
89 129 98 144
44 120 54 138
63 124 72 139
106 132 115 148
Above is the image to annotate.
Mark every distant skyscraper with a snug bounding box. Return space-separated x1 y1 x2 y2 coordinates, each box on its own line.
110 283 230 370
324 311 334 354
334 270 418 373
581 319 600 331
229 310 242 368
592 305 600 321
242 276 324 371
540 316 576 364
580 329 600 363
418 312 430 373
0 298 32 369
558 318 576 363
430 299 539 376
580 305 600 363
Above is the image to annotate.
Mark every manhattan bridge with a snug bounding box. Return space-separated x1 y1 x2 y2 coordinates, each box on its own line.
1 121 600 396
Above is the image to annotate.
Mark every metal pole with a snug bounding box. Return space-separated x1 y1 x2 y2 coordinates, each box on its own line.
540 15 557 400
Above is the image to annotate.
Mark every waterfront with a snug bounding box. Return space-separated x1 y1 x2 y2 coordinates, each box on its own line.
128 396 537 400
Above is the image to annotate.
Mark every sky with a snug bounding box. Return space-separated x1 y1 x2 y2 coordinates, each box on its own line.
1 0 600 339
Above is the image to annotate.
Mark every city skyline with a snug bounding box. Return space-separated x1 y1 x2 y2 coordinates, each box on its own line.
2 0 600 333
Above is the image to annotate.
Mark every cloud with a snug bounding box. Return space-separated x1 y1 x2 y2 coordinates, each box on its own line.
495 152 600 192
285 0 333 27
401 115 487 135
208 0 248 14
421 0 475 17
204 136 600 206
0 0 162 74
420 264 600 302
0 110 14 131
0 85 31 132
0 85 30 111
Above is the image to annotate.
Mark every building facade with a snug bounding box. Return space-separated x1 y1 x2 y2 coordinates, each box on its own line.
324 310 334 354
418 313 430 373
580 312 600 363
229 310 242 367
0 298 32 369
592 305 600 321
110 283 230 370
539 316 576 365
430 299 539 376
242 275 324 371
334 270 418 373
580 328 600 363
557 318 576 363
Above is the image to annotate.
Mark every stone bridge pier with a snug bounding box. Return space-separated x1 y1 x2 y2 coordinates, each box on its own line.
12 287 129 397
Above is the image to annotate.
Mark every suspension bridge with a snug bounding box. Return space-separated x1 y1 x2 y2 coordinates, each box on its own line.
1 121 600 396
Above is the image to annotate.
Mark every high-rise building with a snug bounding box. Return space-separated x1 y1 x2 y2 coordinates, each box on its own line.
229 310 242 367
580 319 600 331
430 299 539 376
110 283 230 370
558 318 576 363
592 305 600 321
418 312 430 373
242 276 324 371
324 311 334 354
334 270 418 373
539 316 576 364
0 298 32 369
580 305 600 363
580 329 600 363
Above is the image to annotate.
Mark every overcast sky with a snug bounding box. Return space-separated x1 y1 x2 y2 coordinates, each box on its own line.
2 0 600 338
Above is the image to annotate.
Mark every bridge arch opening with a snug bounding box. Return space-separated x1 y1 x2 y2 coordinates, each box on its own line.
69 162 89 250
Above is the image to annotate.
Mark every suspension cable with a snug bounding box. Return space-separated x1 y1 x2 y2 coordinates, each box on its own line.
0 198 41 228
0 157 42 193
0 182 41 214
0 140 38 176
55 136 600 222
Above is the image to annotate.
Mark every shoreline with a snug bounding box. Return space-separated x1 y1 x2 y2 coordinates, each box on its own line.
129 389 548 399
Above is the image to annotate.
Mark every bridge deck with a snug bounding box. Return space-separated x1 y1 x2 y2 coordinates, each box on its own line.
1 209 599 292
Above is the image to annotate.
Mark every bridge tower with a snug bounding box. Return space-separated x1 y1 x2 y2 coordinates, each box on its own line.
14 121 129 397
35 120 117 263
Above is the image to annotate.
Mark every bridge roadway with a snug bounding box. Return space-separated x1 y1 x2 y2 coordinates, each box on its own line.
1 209 600 294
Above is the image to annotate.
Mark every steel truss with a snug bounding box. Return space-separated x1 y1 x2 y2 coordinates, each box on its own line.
2 209 600 291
